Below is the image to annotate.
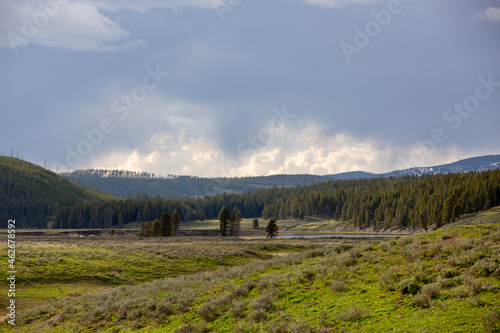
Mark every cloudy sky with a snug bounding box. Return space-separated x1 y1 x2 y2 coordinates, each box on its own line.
1 0 499 177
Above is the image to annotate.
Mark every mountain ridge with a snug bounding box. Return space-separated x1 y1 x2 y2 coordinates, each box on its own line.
62 154 500 198
325 154 500 180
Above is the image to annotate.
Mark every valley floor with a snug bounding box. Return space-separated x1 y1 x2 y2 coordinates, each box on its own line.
1 208 500 332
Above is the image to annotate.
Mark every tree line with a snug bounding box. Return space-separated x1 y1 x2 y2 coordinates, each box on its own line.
138 211 181 237
53 169 500 230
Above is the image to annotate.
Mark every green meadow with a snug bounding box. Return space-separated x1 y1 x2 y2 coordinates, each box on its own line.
1 209 500 332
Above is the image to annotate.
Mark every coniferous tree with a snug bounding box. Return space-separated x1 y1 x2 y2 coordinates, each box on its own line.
151 219 161 237
145 221 152 237
219 206 231 237
47 169 500 231
262 205 272 220
139 222 146 237
266 219 279 238
279 202 287 220
230 206 242 237
252 218 259 229
118 213 124 228
172 211 181 235
160 212 172 237
199 209 206 221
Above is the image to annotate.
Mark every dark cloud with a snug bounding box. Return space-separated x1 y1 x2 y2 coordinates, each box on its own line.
1 0 499 175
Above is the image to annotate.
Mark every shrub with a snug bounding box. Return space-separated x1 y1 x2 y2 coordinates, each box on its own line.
233 279 253 298
397 237 414 247
333 244 353 254
396 278 421 295
440 268 460 279
471 259 499 277
461 274 483 295
379 241 390 252
152 301 174 322
258 274 279 291
251 293 274 312
412 283 440 308
402 241 424 261
483 307 500 333
466 296 487 307
127 308 143 321
362 251 378 263
297 268 316 283
331 279 347 292
335 304 369 322
228 299 247 318
249 308 267 322
412 292 431 308
196 302 219 321
287 322 315 333
175 321 208 333
422 283 440 298
436 276 459 289
48 312 69 327
441 232 456 240
378 269 400 291
427 242 443 257
413 272 431 284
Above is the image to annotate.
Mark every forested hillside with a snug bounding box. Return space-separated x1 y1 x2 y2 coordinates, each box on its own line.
54 170 500 230
61 169 328 199
0 157 116 228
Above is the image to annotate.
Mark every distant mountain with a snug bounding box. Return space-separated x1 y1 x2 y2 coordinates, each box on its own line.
325 154 500 180
61 170 328 199
324 171 380 180
61 155 500 199
0 156 117 228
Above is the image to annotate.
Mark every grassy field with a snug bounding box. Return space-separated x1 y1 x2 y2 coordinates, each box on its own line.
0 234 338 325
183 207 500 235
2 209 500 332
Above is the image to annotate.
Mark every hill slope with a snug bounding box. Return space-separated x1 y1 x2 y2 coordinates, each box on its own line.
0 157 117 228
61 170 328 199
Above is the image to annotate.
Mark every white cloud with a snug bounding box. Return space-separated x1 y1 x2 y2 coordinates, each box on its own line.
0 0 146 51
0 0 227 52
88 120 472 178
229 127 399 177
302 0 386 8
92 130 224 176
88 0 224 12
473 7 500 23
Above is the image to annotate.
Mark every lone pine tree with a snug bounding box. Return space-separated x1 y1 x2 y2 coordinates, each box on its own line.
266 219 279 238
160 212 173 237
219 206 231 237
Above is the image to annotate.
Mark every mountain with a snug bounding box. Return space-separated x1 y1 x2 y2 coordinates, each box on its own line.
61 171 328 199
60 155 500 199
325 154 500 180
0 156 117 228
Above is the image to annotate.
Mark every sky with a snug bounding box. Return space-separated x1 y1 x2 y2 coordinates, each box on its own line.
1 0 499 177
